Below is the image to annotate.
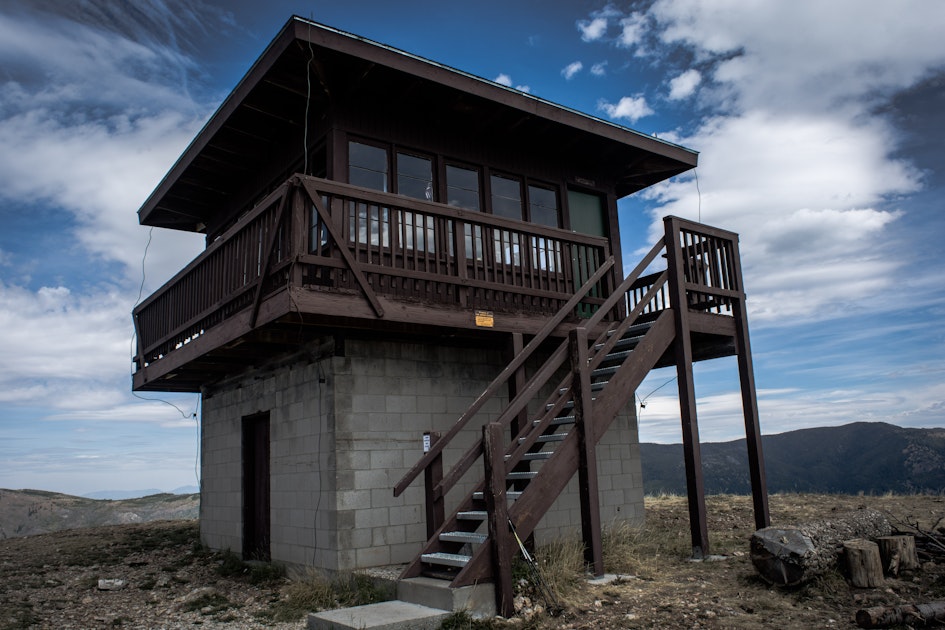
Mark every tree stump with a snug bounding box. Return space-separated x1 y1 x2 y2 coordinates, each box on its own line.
844 538 884 588
750 508 891 586
876 535 918 576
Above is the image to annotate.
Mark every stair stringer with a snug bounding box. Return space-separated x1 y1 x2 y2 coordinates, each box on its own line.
450 309 676 587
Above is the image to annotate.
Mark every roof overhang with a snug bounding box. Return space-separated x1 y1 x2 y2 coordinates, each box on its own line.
139 16 698 232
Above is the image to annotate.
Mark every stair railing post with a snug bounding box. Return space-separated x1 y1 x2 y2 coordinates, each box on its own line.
423 431 445 539
663 216 710 559
483 422 514 617
569 326 604 575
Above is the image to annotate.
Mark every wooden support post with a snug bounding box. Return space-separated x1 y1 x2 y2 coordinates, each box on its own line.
422 431 444 540
664 217 709 559
483 422 514 618
507 333 531 493
731 236 770 530
570 327 603 575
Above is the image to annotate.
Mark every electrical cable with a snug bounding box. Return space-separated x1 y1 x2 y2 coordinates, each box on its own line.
129 224 201 470
303 21 314 175
694 167 702 223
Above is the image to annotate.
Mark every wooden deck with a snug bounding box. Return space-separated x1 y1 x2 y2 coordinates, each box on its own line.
133 174 619 392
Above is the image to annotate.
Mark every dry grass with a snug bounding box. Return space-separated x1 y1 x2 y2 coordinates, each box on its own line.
264 568 394 622
492 493 945 629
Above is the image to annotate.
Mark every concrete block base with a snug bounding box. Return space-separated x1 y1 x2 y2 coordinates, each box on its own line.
307 600 451 630
397 576 496 617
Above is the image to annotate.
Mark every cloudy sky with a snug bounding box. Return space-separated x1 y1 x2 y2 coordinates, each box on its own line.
1 0 943 496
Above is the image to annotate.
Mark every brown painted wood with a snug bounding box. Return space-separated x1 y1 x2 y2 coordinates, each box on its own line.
423 432 445 540
393 257 614 497
250 190 290 328
483 422 514 617
301 179 385 317
242 412 271 561
570 327 603 575
729 235 770 530
664 216 710 558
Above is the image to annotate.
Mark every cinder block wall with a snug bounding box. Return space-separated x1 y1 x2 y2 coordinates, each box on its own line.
199 335 643 572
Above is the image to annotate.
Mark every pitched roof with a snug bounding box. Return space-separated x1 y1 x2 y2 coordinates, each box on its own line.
139 16 697 231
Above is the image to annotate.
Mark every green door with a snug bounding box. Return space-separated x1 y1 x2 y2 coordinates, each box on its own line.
567 190 607 318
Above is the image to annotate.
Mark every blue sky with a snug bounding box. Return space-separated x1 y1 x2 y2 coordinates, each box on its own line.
1 0 943 496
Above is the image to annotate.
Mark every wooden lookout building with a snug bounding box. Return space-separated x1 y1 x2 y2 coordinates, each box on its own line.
133 17 768 616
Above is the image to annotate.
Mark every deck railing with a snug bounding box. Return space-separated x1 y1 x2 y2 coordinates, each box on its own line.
133 175 615 370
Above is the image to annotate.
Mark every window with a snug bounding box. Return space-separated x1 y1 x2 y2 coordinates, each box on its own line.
490 174 523 220
446 164 481 210
396 152 433 200
528 184 561 272
528 185 559 227
348 141 388 191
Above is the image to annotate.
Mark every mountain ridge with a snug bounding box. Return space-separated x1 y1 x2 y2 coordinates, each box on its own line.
0 489 198 539
642 421 945 495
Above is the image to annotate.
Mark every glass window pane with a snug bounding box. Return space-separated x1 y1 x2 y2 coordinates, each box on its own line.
447 165 480 210
348 141 388 191
491 174 522 220
528 185 559 227
396 152 433 200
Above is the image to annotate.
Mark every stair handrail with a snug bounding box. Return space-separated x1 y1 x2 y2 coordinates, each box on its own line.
393 256 616 498
424 235 670 502
502 269 671 474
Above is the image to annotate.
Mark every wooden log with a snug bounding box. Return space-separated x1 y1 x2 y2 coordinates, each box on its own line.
750 508 891 586
856 601 945 628
844 539 884 588
876 535 918 576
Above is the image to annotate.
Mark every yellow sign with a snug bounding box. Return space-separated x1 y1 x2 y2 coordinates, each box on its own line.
475 310 494 327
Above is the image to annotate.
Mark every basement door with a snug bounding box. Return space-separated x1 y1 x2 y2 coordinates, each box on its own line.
242 412 271 561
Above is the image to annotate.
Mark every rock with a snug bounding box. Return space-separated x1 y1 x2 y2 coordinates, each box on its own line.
97 578 127 590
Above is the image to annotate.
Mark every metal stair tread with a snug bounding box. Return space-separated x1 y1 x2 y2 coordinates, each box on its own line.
421 552 470 568
457 510 486 520
439 531 487 544
506 471 537 480
472 490 522 500
519 433 568 444
505 451 553 461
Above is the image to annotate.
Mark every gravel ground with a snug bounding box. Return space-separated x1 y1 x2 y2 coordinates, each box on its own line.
2 494 944 629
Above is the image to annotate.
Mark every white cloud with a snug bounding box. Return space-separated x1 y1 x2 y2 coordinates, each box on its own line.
591 62 608 77
598 95 654 122
640 110 919 321
493 73 530 93
562 61 583 80
617 12 649 49
649 0 945 114
668 68 701 100
577 16 609 42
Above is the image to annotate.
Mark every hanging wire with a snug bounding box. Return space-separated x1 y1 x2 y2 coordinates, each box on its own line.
129 226 200 422
694 167 702 223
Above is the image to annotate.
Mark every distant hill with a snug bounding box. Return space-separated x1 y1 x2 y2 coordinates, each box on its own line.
0 489 198 539
642 421 945 495
82 486 199 500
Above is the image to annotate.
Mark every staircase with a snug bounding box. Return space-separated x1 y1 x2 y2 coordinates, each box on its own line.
389 216 769 617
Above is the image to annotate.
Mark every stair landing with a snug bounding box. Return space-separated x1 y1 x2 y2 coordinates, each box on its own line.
307 576 495 629
307 600 450 630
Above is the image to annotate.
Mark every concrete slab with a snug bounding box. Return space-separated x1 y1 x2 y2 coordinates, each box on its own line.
307 600 451 630
397 576 496 618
